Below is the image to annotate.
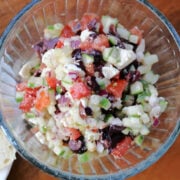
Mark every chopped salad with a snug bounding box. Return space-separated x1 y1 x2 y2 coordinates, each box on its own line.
16 13 168 160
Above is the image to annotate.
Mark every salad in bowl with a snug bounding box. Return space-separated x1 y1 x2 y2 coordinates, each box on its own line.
15 13 168 161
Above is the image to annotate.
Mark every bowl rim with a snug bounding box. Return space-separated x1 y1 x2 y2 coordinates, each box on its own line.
0 0 180 179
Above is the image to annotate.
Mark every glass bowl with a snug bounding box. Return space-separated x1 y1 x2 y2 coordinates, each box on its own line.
0 0 179 179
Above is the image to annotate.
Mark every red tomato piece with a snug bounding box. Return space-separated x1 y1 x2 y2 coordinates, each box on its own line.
60 25 75 38
35 90 50 112
56 40 64 48
19 93 35 112
80 38 93 51
46 76 57 90
70 82 91 99
67 127 81 140
19 87 39 112
107 79 128 98
80 13 100 31
130 26 143 44
80 34 109 52
92 34 109 51
111 137 132 158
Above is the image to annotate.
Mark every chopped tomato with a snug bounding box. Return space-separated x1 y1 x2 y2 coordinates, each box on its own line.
80 34 109 52
107 79 128 98
111 137 132 158
80 38 93 51
80 13 101 31
92 34 109 51
66 127 81 140
46 76 57 90
19 87 39 112
35 90 50 111
19 93 35 112
60 25 75 38
70 82 91 99
130 26 143 44
56 40 64 48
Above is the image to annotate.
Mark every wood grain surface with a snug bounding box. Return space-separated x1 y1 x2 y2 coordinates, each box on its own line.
0 0 179 180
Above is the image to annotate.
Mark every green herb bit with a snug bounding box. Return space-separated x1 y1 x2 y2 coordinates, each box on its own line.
25 112 35 119
27 82 35 88
15 97 23 103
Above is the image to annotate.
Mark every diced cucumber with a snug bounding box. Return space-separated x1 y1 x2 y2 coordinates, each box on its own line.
148 84 158 96
159 98 168 112
137 65 151 75
136 39 145 53
108 35 118 45
144 54 159 66
61 76 73 90
122 117 142 130
117 26 130 40
122 127 131 135
41 125 48 133
129 34 139 44
116 48 136 69
44 23 64 40
134 135 144 146
102 64 119 79
143 71 159 84
124 43 134 50
82 53 94 65
102 47 113 61
101 15 118 33
27 76 44 88
99 98 111 110
130 81 144 95
122 105 144 117
15 91 24 102
104 114 113 122
136 91 150 103
123 95 135 106
107 47 120 64
140 125 150 135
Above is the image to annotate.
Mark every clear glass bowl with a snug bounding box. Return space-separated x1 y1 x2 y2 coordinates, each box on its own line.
0 0 179 179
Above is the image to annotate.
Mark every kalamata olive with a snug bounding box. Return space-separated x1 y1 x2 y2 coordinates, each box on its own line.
72 49 82 60
109 125 125 135
85 107 92 116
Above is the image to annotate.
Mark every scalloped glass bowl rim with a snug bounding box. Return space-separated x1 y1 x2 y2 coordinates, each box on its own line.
0 0 179 179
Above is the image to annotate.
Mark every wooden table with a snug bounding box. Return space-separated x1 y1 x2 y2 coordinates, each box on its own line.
0 0 179 180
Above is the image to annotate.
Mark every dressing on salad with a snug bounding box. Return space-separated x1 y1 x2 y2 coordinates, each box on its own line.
16 13 168 161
